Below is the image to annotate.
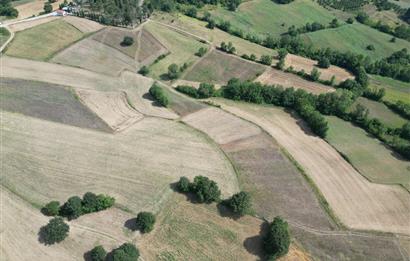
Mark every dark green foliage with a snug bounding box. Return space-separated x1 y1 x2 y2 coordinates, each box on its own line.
346 17 354 24
43 2 53 13
112 243 139 261
121 36 134 46
363 87 385 101
197 83 215 98
42 201 60 216
220 41 236 54
60 196 83 220
95 194 115 210
317 90 355 117
207 19 216 29
273 0 294 4
0 0 18 17
318 57 330 69
185 7 197 17
41 217 69 244
167 63 180 79
276 58 285 70
196 47 208 57
385 100 410 120
138 66 149 76
191 176 221 203
90 245 107 261
177 176 191 192
82 192 99 214
136 212 156 233
400 122 410 140
176 85 199 98
263 217 290 260
226 191 252 215
367 44 375 51
149 83 169 107
329 18 339 28
310 68 321 81
260 55 273 65
356 12 369 23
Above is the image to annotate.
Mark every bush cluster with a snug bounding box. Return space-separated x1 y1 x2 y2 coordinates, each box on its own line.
177 176 221 203
149 83 169 107
89 243 139 261
136 212 156 233
41 217 70 244
263 217 290 260
176 83 216 98
225 191 252 216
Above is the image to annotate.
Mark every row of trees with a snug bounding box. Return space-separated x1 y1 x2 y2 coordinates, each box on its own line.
176 83 216 98
42 192 115 220
287 19 340 37
89 243 139 261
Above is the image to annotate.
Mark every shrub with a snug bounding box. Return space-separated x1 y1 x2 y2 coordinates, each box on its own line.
207 19 216 29
41 217 69 244
95 194 115 211
42 201 60 216
346 17 354 24
185 7 197 18
318 57 330 69
196 47 208 57
191 176 221 203
310 68 321 81
263 217 290 260
177 176 191 192
197 83 215 98
367 44 375 51
149 83 169 107
121 36 134 46
138 66 149 76
43 2 52 13
176 85 198 98
90 245 107 261
60 196 82 220
112 243 139 261
136 212 156 233
82 192 98 214
167 63 180 79
400 122 410 140
226 191 252 215
260 55 273 65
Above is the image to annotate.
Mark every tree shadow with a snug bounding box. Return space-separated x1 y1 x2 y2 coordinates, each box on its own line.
168 182 202 204
159 73 171 81
124 218 138 231
285 108 316 137
83 250 93 261
243 221 269 261
216 202 241 221
142 93 162 107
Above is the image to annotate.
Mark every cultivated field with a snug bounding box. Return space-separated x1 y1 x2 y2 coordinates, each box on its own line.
255 68 333 94
151 13 276 58
6 19 83 61
15 0 63 19
369 74 410 104
0 78 112 132
92 27 139 58
1 111 239 213
160 83 206 116
63 16 104 33
76 89 144 132
184 50 266 84
325 116 410 188
210 0 336 37
302 23 410 60
210 98 410 235
7 16 59 32
137 29 168 64
353 97 408 128
284 54 354 83
144 21 208 80
51 37 138 76
0 27 11 48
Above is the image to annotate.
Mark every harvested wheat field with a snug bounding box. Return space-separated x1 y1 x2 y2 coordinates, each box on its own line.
284 54 354 83
182 107 261 144
137 29 168 64
76 89 143 132
255 68 333 94
63 16 104 33
8 16 59 32
1 188 133 261
52 37 138 76
92 27 139 58
211 99 410 235
1 111 239 213
15 0 63 19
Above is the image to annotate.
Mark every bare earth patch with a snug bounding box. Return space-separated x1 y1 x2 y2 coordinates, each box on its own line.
63 16 104 33
76 89 144 132
285 54 354 83
255 68 333 94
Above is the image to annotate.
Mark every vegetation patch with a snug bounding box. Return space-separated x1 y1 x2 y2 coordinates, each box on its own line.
6 19 83 61
92 28 139 58
369 74 410 104
0 27 11 47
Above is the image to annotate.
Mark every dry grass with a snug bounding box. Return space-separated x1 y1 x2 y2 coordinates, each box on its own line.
137 29 168 64
15 0 63 19
284 54 354 83
76 89 144 132
92 27 139 58
51 38 138 76
255 68 333 94
8 16 59 32
211 98 410 235
63 16 104 33
6 19 83 61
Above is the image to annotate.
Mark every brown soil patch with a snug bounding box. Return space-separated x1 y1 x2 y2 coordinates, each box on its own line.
77 89 144 132
137 28 168 65
255 68 333 94
285 54 354 83
63 16 104 33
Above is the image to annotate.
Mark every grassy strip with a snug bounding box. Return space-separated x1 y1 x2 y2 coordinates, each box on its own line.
1 183 43 210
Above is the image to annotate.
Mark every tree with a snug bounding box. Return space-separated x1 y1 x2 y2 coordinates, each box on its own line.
310 68 321 81
226 191 252 216
42 201 60 216
196 47 207 57
82 192 98 214
207 19 216 29
260 55 273 65
112 243 139 261
90 245 107 261
95 194 115 211
121 36 134 46
60 196 82 220
186 7 197 18
367 44 375 51
191 176 221 203
167 63 180 79
177 176 191 192
43 2 52 13
41 217 69 244
346 17 354 24
276 58 285 70
329 18 339 28
197 83 215 98
318 57 330 69
136 212 156 233
401 122 410 140
149 83 169 107
263 217 290 260
138 66 149 76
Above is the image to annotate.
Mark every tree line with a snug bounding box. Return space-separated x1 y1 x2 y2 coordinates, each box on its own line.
0 0 18 17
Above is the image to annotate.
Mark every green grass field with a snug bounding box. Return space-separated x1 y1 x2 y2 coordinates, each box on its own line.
369 75 410 104
144 21 207 80
325 116 410 188
5 19 84 61
184 50 266 84
210 0 336 37
302 23 410 60
0 27 11 47
352 97 408 129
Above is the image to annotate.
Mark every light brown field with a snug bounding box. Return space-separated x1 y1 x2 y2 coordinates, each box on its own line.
255 68 333 94
15 0 63 19
8 16 59 32
63 16 104 33
137 29 168 64
182 107 261 144
51 37 138 76
76 89 144 132
92 27 140 58
285 54 354 83
211 99 410 235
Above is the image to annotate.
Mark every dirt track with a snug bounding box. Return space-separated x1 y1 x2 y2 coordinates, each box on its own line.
212 99 410 235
